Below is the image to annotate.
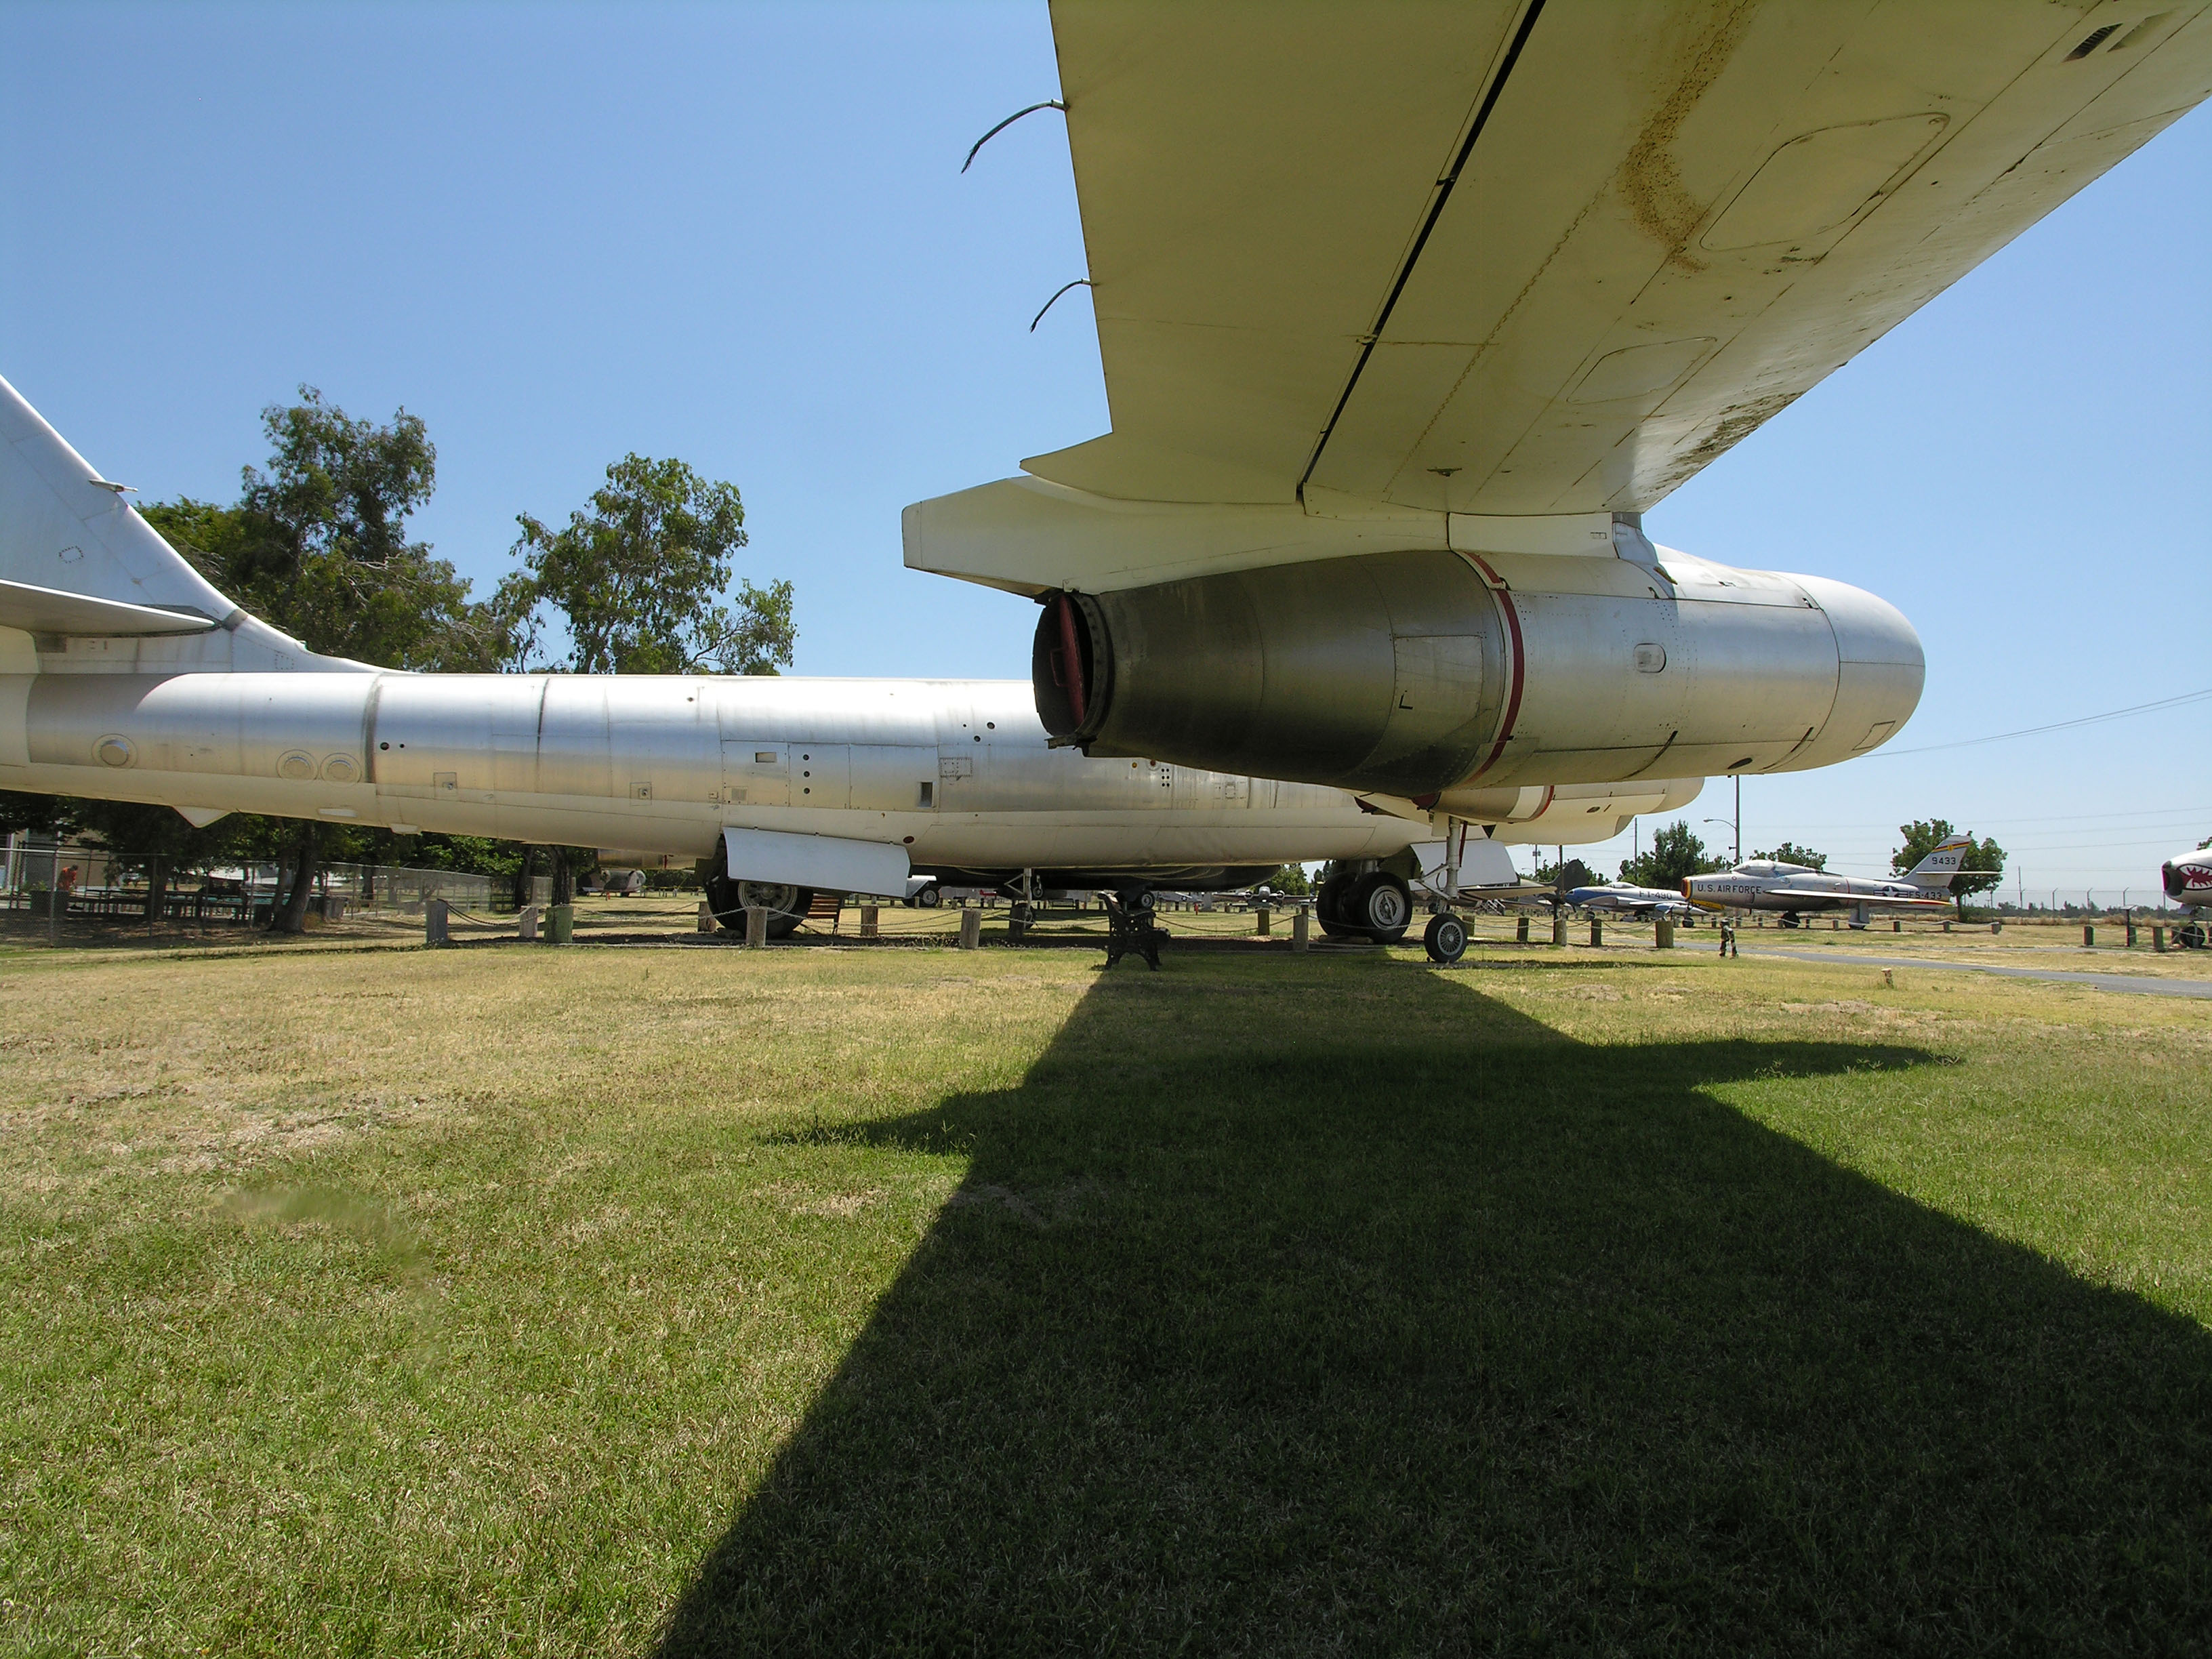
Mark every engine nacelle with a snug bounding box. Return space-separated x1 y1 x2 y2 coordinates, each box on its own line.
1033 547 1921 798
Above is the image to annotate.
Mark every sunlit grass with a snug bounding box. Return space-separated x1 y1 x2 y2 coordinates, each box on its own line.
3 937 2207 1654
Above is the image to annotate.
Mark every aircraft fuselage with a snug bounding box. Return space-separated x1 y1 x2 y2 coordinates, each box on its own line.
1 670 1429 882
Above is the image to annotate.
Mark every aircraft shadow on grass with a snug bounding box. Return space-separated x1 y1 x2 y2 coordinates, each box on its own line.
660 969 2212 1654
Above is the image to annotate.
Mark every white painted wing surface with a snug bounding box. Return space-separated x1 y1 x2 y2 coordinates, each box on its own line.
1019 0 2212 521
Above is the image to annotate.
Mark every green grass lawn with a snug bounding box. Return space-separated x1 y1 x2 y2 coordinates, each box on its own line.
2 941 2207 1655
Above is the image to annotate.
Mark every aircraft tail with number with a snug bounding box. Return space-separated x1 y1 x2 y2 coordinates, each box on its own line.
1903 834 1976 890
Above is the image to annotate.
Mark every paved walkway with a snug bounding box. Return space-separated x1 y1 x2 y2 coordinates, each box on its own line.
1740 947 2212 1000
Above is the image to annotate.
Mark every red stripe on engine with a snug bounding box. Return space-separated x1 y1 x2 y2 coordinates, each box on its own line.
1054 594 1087 727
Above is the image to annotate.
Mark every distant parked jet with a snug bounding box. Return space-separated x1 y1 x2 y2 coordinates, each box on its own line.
1683 836 1975 928
1563 881 1695 918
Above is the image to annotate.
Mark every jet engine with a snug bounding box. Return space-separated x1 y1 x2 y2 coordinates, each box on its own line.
1033 546 1920 800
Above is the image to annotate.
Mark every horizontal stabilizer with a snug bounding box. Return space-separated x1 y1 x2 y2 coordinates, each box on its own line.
0 577 220 638
722 826 911 900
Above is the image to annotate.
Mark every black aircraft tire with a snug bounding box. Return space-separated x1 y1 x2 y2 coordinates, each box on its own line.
911 882 942 909
1314 874 1354 928
1423 913 1469 964
708 879 812 938
1349 873 1414 944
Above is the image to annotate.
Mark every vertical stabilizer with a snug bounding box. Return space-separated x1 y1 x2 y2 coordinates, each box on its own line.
0 374 239 622
1904 834 1975 889
0 373 353 673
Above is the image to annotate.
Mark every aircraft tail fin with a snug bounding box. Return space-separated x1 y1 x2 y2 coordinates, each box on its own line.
1904 833 1975 888
0 373 245 637
0 373 344 673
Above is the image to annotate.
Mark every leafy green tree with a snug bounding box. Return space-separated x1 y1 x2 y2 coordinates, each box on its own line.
1260 863 1312 896
144 388 518 672
0 792 72 840
1751 841 1828 870
1891 819 2005 914
502 455 794 675
140 388 525 933
1618 821 1727 887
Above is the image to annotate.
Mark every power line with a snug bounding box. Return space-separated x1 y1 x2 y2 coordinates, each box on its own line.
1786 807 2212 832
1869 688 2212 756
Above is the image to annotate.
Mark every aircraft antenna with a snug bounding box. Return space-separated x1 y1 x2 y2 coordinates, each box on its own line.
1029 279 1093 332
960 100 1067 173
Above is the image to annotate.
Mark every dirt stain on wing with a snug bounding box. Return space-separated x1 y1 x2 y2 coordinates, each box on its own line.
1618 1 1763 272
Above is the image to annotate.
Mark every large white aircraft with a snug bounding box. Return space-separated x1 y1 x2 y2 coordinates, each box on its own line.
1684 836 1975 926
6 3 2207 945
909 4 2212 807
0 375 1685 942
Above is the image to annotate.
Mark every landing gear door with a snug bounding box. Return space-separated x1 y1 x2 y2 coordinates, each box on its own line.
722 741 789 807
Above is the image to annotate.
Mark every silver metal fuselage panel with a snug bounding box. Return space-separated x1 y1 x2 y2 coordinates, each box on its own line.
3 671 1423 872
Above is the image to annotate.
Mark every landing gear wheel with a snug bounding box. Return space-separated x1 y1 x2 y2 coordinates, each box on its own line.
1315 873 1358 939
707 878 811 938
1423 913 1469 964
909 882 942 909
1348 873 1413 944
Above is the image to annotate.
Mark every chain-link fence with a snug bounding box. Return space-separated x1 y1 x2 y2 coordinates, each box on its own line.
0 834 495 922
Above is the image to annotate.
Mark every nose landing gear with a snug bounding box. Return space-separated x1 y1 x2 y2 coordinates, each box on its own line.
1423 912 1469 964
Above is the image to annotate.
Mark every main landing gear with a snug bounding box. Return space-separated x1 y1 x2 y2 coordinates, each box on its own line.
705 877 812 939
1315 870 1414 944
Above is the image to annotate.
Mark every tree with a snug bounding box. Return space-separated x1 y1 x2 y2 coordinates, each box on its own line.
502 454 794 676
144 388 518 672
0 792 72 840
140 389 525 933
1261 863 1312 896
1618 821 1727 888
1751 841 1828 870
1891 819 2005 914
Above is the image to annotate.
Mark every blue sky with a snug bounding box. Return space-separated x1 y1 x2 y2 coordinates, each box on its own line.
3 2 2207 899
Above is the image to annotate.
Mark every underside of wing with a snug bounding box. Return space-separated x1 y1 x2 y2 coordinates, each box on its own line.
956 0 2210 552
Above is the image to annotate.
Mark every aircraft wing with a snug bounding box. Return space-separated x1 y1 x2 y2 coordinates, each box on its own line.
1768 882 1952 912
940 1 2212 565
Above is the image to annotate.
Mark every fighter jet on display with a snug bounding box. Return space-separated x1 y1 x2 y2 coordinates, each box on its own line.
2162 846 2212 909
1683 836 1974 927
1563 881 1696 919
912 4 2212 812
0 377 1675 943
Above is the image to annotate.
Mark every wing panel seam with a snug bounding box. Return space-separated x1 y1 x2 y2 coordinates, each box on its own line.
1296 0 1548 505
